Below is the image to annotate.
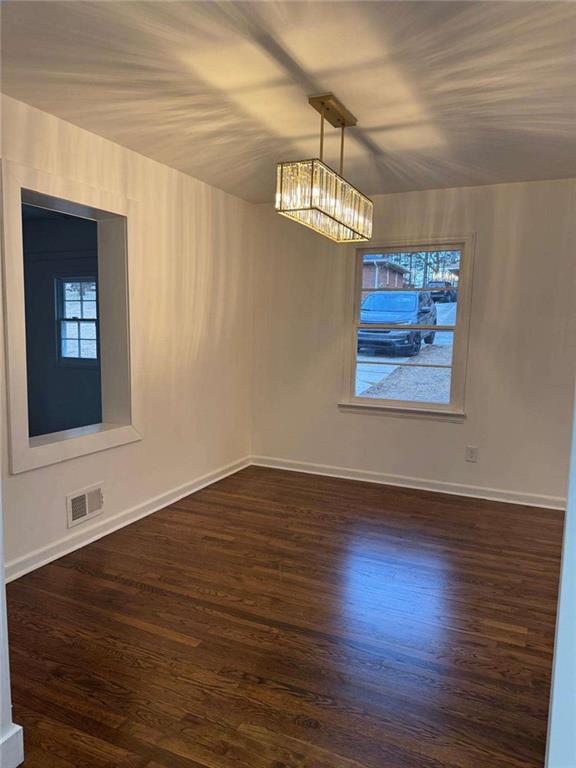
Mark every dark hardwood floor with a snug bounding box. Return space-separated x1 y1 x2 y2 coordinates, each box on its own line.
7 466 564 768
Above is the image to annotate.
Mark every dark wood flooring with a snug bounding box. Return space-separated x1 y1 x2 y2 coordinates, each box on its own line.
7 466 564 768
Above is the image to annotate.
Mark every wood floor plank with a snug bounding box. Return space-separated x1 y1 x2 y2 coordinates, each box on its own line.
7 466 563 767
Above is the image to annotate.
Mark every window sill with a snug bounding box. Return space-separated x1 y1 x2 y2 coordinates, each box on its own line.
12 422 141 474
338 400 466 422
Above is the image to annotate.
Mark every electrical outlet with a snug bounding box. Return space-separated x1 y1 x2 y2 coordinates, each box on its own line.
465 446 479 463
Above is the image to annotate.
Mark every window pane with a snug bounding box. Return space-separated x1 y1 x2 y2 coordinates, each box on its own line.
356 363 399 396
81 281 97 301
355 363 452 404
357 330 454 365
362 250 461 290
62 321 79 339
64 301 82 318
432 292 458 326
82 301 97 319
64 282 81 301
359 289 458 327
80 339 97 358
79 321 96 339
62 339 79 358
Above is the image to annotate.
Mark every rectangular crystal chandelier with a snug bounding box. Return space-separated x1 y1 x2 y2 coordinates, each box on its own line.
275 94 373 243
275 159 373 242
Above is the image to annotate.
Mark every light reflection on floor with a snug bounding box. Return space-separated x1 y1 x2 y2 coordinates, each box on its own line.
342 534 450 647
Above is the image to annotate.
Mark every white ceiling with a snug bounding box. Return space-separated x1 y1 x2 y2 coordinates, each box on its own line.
2 1 575 202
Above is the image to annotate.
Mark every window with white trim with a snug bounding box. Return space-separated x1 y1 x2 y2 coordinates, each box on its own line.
350 242 472 413
57 278 99 361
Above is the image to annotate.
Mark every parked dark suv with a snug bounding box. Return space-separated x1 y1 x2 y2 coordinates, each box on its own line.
427 280 457 302
357 290 437 356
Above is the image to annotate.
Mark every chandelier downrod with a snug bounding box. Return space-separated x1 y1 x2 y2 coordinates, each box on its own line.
309 94 355 176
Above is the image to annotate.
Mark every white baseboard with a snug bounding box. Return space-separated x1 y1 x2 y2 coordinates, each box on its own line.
5 453 564 583
5 456 251 582
251 455 566 510
0 724 24 768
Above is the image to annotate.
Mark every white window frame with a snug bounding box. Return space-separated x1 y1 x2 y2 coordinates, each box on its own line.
56 277 100 364
1 159 141 473
340 234 475 419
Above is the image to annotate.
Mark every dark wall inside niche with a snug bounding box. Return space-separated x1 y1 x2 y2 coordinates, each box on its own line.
22 204 102 437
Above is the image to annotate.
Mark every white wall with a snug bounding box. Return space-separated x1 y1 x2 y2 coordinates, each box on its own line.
252 179 576 507
1 96 255 576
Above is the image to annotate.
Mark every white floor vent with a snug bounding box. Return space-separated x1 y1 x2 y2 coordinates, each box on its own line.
66 484 104 528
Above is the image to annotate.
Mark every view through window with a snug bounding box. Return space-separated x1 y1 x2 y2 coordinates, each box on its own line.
58 279 99 360
354 247 464 407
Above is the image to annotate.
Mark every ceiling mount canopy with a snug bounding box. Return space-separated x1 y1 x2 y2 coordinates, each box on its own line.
308 93 357 129
275 93 373 243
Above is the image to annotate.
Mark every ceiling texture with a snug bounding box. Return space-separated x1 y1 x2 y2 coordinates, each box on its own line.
2 1 575 203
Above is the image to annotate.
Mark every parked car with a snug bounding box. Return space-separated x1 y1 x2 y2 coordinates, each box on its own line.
357 290 437 356
426 280 457 302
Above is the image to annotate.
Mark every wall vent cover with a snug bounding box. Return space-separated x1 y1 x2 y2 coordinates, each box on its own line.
66 484 104 528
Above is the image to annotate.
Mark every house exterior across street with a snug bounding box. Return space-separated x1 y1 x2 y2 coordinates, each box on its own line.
362 257 408 289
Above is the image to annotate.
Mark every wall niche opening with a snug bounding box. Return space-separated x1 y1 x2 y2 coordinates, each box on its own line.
2 172 140 474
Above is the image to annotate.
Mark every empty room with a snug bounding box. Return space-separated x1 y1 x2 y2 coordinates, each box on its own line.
0 2 575 767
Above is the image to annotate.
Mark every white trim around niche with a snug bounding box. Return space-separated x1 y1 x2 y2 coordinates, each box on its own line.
1 160 141 474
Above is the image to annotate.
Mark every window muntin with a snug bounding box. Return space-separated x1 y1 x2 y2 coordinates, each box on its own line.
353 247 466 410
58 279 99 360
